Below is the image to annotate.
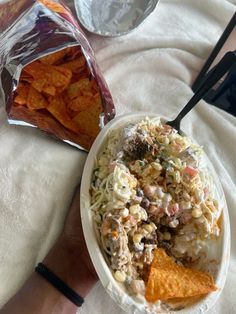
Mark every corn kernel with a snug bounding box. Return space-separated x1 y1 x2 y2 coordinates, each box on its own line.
151 162 162 171
114 270 126 283
192 207 202 218
174 171 181 184
163 137 170 145
136 212 142 220
142 224 153 233
129 204 140 215
120 207 129 217
133 234 142 243
136 262 144 270
169 219 179 228
163 232 171 240
213 199 218 207
150 222 157 231
180 201 192 210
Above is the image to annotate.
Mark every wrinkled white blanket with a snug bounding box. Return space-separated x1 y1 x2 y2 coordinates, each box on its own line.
0 0 235 313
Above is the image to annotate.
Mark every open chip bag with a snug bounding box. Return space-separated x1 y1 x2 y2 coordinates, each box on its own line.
0 0 115 151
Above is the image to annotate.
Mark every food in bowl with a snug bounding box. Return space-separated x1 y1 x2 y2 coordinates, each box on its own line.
89 117 222 308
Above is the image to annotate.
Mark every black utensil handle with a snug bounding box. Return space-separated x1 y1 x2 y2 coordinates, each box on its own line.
174 51 236 123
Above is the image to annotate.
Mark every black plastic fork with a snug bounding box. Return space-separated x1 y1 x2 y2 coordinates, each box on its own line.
166 51 236 133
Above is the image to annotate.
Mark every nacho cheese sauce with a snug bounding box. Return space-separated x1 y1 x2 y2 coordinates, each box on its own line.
90 117 221 301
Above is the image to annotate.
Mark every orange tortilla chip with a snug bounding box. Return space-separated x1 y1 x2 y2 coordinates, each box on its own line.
27 86 48 110
14 97 25 106
47 96 81 134
24 62 72 90
82 91 94 97
60 57 85 73
67 78 91 99
53 66 72 92
24 61 47 78
20 73 33 84
40 49 69 65
70 69 90 83
91 79 100 93
72 102 102 138
68 95 94 112
31 78 47 92
145 248 217 303
56 66 73 79
43 85 57 96
166 295 204 308
65 47 83 60
14 83 30 105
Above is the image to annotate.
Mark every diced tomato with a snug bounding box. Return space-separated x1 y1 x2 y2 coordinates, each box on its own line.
148 205 163 216
184 166 198 177
167 203 179 216
204 187 209 199
125 215 137 226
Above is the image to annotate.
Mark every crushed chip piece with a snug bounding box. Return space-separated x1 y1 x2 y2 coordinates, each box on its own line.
27 86 48 109
145 248 217 303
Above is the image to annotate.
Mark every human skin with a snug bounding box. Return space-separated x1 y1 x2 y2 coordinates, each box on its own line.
1 186 98 314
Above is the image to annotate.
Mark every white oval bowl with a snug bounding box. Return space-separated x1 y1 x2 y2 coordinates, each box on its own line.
80 113 230 314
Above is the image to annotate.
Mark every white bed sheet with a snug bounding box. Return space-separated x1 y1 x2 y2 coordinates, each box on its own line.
0 0 235 313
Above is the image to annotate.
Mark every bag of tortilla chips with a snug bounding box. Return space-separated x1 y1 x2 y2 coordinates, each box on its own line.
0 0 115 151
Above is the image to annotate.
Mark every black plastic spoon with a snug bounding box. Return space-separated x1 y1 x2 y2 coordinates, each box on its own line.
166 51 236 133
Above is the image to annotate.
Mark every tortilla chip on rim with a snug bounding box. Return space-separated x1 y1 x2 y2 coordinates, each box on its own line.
145 248 217 303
